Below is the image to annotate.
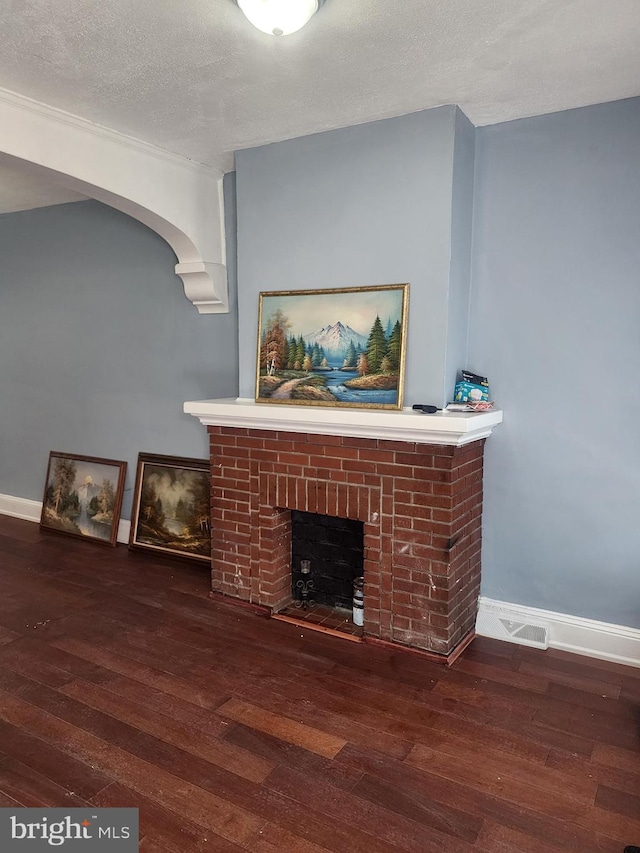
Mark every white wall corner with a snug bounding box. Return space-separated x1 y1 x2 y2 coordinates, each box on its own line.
477 595 640 669
0 87 228 314
0 493 130 545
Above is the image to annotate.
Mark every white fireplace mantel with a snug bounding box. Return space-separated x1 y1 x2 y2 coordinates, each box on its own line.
184 398 502 446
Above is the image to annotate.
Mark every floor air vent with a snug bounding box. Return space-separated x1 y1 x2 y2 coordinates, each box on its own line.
476 612 550 649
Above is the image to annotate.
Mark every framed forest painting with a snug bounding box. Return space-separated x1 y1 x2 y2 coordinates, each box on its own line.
256 283 409 410
129 454 211 563
40 452 127 547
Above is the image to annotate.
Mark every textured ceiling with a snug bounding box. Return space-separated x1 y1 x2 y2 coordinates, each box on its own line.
0 0 639 209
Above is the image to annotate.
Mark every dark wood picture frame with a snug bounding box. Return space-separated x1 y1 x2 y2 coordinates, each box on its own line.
40 451 127 547
129 453 211 563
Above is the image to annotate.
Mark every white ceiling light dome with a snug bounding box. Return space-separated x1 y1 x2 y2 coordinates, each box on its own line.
237 0 325 36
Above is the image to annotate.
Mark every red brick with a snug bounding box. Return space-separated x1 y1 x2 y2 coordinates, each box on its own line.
376 462 415 477
358 449 396 464
391 452 423 468
379 439 417 453
307 454 343 470
342 459 377 475
323 445 359 459
341 436 379 449
210 435 239 447
307 433 341 446
392 477 432 494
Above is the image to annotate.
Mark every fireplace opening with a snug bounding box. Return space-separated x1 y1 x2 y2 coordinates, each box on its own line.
291 510 363 609
274 510 364 637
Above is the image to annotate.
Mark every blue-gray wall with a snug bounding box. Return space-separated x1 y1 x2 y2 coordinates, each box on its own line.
470 98 640 627
235 107 471 407
0 187 238 517
445 108 476 402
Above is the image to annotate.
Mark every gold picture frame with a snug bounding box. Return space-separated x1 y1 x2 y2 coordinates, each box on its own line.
256 283 409 410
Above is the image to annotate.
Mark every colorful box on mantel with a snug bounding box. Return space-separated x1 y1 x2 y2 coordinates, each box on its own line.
453 369 490 403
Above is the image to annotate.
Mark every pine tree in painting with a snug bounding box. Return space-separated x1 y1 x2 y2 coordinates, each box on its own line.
357 352 370 376
343 340 357 368
366 315 387 374
386 320 403 372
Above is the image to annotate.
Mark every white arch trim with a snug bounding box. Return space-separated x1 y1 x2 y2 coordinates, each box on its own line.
0 88 228 314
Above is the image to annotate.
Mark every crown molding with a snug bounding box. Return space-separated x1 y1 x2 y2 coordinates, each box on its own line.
0 87 228 314
0 88 221 174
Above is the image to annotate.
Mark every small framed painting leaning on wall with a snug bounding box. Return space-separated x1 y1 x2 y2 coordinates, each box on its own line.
129 453 211 563
40 452 127 547
256 283 409 411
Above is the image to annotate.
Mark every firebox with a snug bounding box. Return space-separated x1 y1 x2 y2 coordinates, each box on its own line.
291 510 364 609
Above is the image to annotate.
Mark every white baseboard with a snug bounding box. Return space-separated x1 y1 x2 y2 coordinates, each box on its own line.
0 492 130 545
0 493 41 523
477 596 640 669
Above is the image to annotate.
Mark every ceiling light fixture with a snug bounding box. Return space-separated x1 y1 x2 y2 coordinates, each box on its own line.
236 0 325 36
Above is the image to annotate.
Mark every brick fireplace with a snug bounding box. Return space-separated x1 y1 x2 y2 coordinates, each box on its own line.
185 399 502 659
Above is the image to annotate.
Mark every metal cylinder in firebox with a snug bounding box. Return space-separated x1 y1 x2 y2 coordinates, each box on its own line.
352 576 364 626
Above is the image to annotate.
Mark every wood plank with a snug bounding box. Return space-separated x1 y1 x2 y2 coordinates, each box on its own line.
407 726 596 803
0 718 112 800
475 819 618 853
351 771 482 843
243 823 334 853
61 679 274 783
520 661 623 698
592 743 640 775
405 743 591 821
546 748 640 798
450 657 550 693
84 674 233 737
430 678 536 720
0 625 20 646
92 781 209 853
266 763 479 852
217 698 346 759
522 645 637 683
336 743 619 853
222 722 364 792
0 756 91 808
224 691 412 761
595 784 640 820
532 704 640 752
52 638 231 709
0 789 25 807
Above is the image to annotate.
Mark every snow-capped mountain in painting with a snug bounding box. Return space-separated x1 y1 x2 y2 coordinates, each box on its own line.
303 321 367 363
76 479 100 505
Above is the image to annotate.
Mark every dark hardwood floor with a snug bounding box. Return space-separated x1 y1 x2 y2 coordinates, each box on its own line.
0 515 638 852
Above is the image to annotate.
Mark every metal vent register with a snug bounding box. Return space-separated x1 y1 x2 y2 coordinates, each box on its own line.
476 612 550 649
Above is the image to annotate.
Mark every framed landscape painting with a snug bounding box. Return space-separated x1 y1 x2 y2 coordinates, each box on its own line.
256 283 409 410
129 454 211 563
40 452 127 547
